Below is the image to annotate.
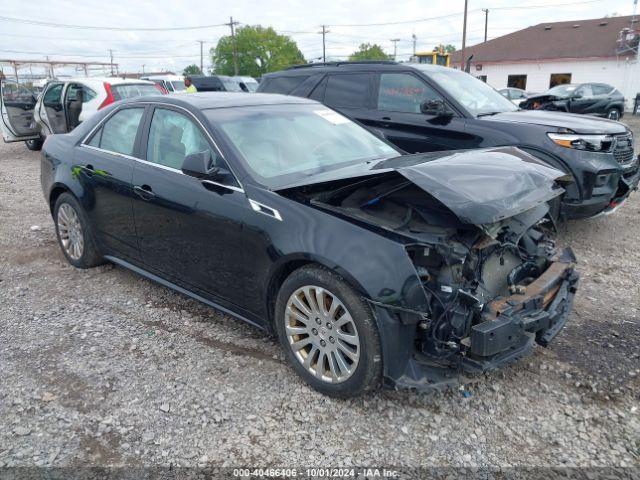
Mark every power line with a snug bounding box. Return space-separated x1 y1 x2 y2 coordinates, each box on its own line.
0 15 228 31
324 0 606 27
0 1 606 33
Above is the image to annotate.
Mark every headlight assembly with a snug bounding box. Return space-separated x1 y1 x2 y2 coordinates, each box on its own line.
547 133 614 152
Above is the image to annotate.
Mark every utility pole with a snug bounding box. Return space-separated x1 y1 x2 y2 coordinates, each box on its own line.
318 25 329 63
390 38 400 61
461 0 469 69
197 40 204 74
412 33 417 56
225 17 240 75
482 9 489 43
109 49 114 76
142 64 145 74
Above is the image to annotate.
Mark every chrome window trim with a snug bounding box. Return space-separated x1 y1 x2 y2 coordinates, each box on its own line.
80 144 245 194
79 101 244 191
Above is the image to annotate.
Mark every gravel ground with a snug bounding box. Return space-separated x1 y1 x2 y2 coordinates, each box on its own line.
0 118 639 475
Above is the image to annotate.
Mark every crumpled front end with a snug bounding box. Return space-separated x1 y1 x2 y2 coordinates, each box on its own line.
284 148 580 391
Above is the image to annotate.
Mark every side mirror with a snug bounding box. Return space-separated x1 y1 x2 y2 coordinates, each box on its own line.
571 91 583 99
420 99 453 118
181 150 229 181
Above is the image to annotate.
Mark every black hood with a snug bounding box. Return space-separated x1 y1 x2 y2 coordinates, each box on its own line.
481 110 627 134
276 147 566 226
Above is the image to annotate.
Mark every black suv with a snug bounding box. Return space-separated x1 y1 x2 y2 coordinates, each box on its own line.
520 83 626 120
258 62 639 219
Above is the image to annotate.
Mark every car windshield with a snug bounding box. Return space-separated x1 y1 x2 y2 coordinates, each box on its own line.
411 65 518 116
207 103 399 188
547 84 577 96
219 76 243 92
111 83 162 100
171 80 186 91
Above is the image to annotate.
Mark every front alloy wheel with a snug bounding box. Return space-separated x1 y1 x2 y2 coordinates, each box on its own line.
285 286 360 383
275 265 382 398
607 109 620 120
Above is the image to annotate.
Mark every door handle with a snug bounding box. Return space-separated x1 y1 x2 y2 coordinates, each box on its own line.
133 184 156 200
81 164 95 176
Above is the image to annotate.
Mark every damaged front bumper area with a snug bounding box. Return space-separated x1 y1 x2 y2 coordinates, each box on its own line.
463 249 579 373
370 249 579 392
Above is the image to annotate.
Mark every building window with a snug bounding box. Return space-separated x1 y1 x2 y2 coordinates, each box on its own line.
507 75 527 90
477 75 487 83
549 73 572 88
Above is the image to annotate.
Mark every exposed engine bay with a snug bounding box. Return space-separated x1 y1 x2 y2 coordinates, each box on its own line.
284 166 579 387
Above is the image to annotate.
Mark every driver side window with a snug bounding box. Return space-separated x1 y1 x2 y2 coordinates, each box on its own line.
146 108 234 182
377 73 443 113
576 85 593 99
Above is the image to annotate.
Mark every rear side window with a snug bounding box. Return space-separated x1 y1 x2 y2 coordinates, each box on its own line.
261 76 309 94
87 107 144 156
324 74 371 108
111 84 160 100
377 73 442 113
592 84 612 96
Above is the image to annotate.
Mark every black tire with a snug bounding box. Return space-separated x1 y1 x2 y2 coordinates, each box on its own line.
53 192 103 268
275 265 382 398
606 108 621 121
25 137 44 151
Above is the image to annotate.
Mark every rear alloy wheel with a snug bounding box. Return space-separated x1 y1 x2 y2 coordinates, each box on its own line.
53 193 103 268
275 265 382 397
607 108 621 121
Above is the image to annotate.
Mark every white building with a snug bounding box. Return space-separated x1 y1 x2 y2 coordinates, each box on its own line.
451 15 640 111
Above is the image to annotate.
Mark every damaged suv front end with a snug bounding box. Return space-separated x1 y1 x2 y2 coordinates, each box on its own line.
284 147 579 391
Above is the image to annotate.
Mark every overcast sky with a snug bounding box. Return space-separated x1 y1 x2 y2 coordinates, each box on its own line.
0 0 636 77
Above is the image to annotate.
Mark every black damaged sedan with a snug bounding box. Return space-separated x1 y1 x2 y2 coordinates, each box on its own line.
41 93 579 397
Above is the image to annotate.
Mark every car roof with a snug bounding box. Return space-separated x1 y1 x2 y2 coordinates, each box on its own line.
120 91 317 109
145 75 183 81
262 61 455 78
66 77 155 85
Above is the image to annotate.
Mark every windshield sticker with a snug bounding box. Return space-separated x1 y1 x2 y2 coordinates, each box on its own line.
314 109 350 125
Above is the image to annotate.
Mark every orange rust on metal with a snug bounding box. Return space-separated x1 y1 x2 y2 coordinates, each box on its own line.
487 261 573 318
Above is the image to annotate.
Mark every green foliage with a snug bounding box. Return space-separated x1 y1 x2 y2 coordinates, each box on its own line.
348 43 392 61
182 64 202 76
211 25 306 76
433 44 457 53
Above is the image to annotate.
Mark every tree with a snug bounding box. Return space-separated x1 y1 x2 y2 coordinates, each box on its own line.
182 64 202 76
348 43 392 61
211 25 305 77
433 44 456 53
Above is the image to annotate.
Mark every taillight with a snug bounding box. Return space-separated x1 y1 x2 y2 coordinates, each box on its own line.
154 84 168 94
98 82 115 109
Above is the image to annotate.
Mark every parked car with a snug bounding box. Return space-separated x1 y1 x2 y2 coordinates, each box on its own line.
190 75 247 92
520 83 626 121
234 75 259 92
258 62 639 219
498 87 533 106
141 74 186 93
40 92 579 397
1 77 165 151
